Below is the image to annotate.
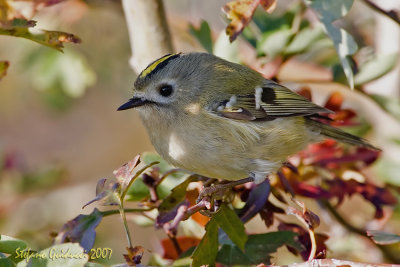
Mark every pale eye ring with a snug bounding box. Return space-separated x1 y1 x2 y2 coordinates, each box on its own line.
159 84 174 97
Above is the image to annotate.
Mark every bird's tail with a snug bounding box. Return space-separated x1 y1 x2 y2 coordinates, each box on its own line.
305 118 379 150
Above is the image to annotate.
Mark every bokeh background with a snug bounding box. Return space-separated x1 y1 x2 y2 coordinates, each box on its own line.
1 0 399 265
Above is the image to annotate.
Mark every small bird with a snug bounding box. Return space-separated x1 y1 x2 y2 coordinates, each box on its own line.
118 52 375 184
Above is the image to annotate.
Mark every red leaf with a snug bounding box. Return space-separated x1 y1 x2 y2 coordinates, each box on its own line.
278 223 328 260
259 200 285 228
324 92 343 111
296 87 312 101
161 236 201 260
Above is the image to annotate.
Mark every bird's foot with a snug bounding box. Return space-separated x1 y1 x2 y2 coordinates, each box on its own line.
197 177 254 216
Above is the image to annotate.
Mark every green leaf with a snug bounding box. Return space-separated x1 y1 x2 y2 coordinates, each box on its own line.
214 205 247 251
370 94 400 121
285 26 325 54
306 0 357 88
216 231 302 265
0 258 15 267
367 230 400 245
0 235 27 255
374 158 400 186
189 21 213 53
191 218 219 267
16 243 88 267
158 175 197 213
258 28 293 58
355 53 399 86
125 179 150 201
0 61 9 80
141 153 178 176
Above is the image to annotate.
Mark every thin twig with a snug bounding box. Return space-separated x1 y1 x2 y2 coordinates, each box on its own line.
182 201 208 220
168 234 182 256
362 0 400 26
119 203 133 248
101 208 154 217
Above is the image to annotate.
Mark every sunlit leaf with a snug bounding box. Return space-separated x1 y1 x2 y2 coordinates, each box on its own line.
214 204 247 251
223 0 277 42
0 61 9 80
0 19 81 52
355 53 399 86
216 231 301 265
191 218 218 267
306 0 357 88
189 20 213 53
56 208 102 252
367 230 400 245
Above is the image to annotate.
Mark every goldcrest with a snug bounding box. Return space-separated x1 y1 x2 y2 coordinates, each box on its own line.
118 53 375 183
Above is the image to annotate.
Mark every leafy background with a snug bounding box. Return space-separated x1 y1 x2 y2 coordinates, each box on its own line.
1 0 400 266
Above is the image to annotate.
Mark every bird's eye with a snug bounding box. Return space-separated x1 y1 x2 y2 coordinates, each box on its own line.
159 84 174 97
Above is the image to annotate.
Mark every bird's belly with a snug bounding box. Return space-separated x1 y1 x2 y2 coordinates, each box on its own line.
144 113 311 181
153 130 250 180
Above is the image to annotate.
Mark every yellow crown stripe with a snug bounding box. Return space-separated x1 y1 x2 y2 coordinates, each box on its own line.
140 53 180 78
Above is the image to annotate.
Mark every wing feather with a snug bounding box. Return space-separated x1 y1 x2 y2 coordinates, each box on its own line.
211 81 332 120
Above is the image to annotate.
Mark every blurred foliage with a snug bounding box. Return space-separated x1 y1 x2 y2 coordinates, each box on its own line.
23 48 96 109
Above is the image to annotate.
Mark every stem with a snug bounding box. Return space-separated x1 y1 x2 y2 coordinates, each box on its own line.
168 234 182 256
362 0 400 26
101 208 154 217
119 202 133 248
182 201 208 220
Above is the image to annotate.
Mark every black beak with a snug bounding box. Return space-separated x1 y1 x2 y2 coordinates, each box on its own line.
117 97 148 111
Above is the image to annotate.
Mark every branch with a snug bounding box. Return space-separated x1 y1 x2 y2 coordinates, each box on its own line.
362 0 400 26
121 0 174 73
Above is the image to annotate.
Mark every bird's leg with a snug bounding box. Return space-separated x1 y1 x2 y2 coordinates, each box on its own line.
198 177 255 202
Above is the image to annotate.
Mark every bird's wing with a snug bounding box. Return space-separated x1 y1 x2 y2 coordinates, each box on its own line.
212 81 332 121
